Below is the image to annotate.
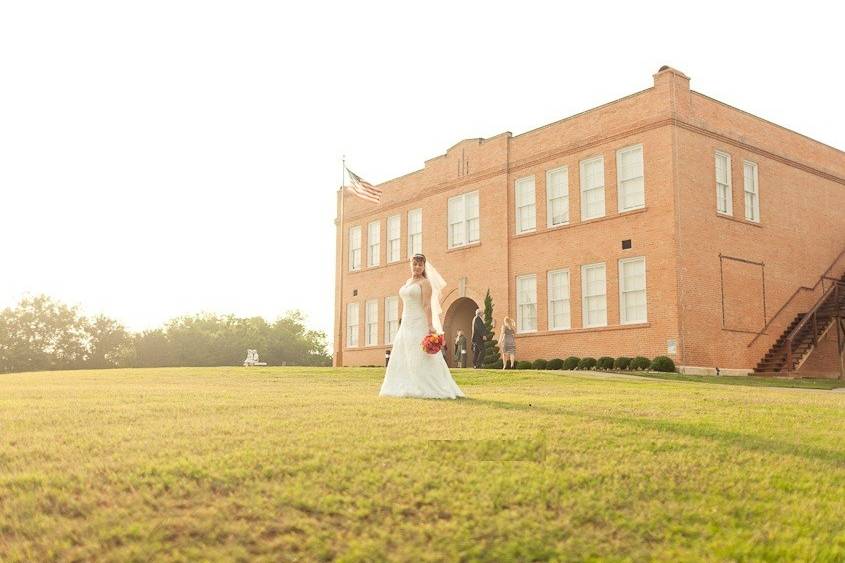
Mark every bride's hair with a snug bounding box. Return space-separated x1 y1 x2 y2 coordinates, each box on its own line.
411 254 427 278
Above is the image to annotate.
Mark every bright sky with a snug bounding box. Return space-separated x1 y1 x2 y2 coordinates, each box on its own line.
1 1 843 346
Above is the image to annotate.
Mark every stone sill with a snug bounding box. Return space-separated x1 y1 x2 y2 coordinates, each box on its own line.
715 212 763 228
447 242 482 254
516 323 650 339
512 207 649 241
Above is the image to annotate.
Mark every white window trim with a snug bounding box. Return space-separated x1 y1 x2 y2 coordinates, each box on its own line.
407 208 422 257
367 221 380 267
743 160 760 223
616 144 645 213
579 156 606 221
516 274 537 333
515 176 536 234
346 302 359 348
715 151 733 216
581 262 607 328
387 214 401 263
448 190 480 249
348 226 361 272
546 166 569 228
365 299 378 346
384 296 399 345
618 257 647 325
547 268 571 331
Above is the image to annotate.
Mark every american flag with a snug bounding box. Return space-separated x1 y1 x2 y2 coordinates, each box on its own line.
344 167 382 203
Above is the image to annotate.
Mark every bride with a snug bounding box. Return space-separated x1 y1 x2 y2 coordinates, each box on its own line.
379 254 465 399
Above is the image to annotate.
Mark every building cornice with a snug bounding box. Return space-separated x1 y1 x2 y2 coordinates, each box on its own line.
340 118 845 224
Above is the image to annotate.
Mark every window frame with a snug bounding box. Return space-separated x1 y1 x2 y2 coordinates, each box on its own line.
715 151 733 216
348 225 361 272
367 221 380 267
743 160 760 223
546 166 569 228
346 302 359 348
581 262 607 328
407 208 422 257
616 144 645 212
515 176 536 234
516 274 537 333
579 155 606 221
447 190 480 249
365 299 378 346
547 268 571 331
618 256 647 325
384 296 399 345
387 214 401 263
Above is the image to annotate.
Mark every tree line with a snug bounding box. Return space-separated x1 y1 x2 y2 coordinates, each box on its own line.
0 295 331 374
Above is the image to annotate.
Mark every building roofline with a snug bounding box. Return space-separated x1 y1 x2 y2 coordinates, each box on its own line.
690 90 844 156
511 87 654 141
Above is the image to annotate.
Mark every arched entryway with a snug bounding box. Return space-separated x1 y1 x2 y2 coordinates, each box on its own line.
443 297 479 367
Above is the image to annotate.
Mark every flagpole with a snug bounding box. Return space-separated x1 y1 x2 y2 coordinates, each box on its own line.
335 155 346 367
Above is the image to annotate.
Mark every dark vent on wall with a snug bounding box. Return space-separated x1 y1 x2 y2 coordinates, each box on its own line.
622 239 632 250
352 289 358 296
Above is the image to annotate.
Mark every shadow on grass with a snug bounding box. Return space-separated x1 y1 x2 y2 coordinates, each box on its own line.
462 398 845 468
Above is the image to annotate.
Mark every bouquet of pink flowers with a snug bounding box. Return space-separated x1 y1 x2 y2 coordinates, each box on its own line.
421 333 445 355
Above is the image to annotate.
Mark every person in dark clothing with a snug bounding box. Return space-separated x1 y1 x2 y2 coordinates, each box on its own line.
471 309 488 368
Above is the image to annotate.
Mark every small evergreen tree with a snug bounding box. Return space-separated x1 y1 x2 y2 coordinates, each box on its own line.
481 290 503 368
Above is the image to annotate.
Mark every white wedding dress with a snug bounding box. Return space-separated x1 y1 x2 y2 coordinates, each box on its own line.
379 281 465 399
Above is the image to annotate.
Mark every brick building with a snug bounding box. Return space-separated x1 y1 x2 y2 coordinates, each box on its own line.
334 67 845 376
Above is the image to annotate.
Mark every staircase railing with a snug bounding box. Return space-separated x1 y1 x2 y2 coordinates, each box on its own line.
748 247 845 348
784 281 844 374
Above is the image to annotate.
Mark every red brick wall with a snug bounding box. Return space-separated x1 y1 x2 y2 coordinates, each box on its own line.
335 68 845 372
673 86 845 370
798 322 844 377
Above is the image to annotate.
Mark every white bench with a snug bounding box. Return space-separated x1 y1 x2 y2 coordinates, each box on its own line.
243 349 267 367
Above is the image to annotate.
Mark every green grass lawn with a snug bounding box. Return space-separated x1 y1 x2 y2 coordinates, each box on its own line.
609 370 845 389
1 367 844 562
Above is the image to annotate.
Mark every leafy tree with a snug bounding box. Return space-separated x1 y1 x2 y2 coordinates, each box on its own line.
0 295 88 373
0 296 330 373
85 315 130 369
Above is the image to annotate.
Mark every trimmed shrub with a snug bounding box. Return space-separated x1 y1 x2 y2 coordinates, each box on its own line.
490 359 504 369
577 357 597 370
613 356 632 370
597 356 615 370
532 359 548 370
516 360 533 370
650 356 676 372
631 356 651 370
547 358 564 370
563 356 580 370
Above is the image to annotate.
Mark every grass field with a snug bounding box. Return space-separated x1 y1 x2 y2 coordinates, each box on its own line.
1 367 844 562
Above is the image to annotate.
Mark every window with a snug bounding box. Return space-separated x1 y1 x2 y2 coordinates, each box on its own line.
547 269 571 330
365 299 378 346
715 151 732 215
515 177 536 233
516 274 537 332
581 263 607 328
387 214 401 262
546 167 569 227
448 191 480 248
346 302 359 347
619 257 646 324
617 145 644 211
744 161 759 222
348 226 361 271
384 296 399 345
408 208 422 256
580 156 605 220
367 221 380 267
